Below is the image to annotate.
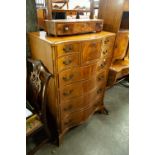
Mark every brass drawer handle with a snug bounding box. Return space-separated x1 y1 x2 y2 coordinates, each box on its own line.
63 59 72 65
103 50 108 55
63 45 73 53
63 74 74 81
97 75 104 81
63 89 73 96
100 63 105 68
97 88 103 94
64 105 73 111
100 59 106 68
104 39 110 44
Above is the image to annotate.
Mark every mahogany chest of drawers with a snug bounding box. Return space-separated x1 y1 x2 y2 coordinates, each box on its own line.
28 31 115 144
45 19 103 36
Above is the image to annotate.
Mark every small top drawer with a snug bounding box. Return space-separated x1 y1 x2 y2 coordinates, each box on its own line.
57 23 74 35
57 53 80 72
45 19 103 36
56 43 80 57
57 22 96 35
81 39 102 64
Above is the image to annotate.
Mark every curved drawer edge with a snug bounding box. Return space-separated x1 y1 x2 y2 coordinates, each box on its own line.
60 104 104 136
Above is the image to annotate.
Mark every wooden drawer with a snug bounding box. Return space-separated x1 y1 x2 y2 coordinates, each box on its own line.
56 43 80 57
103 35 115 46
45 19 103 36
57 53 80 72
57 22 96 35
58 57 111 88
101 44 114 59
59 75 106 101
61 87 105 117
81 39 102 64
97 58 111 72
62 100 103 130
58 62 103 87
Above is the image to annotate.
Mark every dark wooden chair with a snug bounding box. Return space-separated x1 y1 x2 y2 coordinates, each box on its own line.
26 59 52 155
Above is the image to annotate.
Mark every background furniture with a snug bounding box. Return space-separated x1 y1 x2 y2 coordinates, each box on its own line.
36 0 96 30
90 0 100 19
98 0 129 33
98 0 129 87
26 59 52 154
29 30 115 145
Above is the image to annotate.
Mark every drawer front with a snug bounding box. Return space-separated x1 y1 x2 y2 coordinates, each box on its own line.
57 53 80 72
62 100 103 130
103 35 115 46
59 75 106 101
58 62 99 87
81 39 102 64
97 58 111 72
96 71 107 84
56 22 103 36
72 22 95 34
57 23 74 35
61 87 105 117
56 43 80 57
56 23 94 35
95 22 104 32
101 44 113 59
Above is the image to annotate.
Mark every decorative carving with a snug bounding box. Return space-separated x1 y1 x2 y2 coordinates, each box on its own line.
30 71 41 92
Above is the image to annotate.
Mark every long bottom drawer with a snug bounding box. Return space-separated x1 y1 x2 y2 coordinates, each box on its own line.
61 87 105 117
61 98 103 131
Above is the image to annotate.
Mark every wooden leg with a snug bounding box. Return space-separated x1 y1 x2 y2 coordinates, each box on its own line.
102 107 109 115
57 134 64 146
98 104 109 115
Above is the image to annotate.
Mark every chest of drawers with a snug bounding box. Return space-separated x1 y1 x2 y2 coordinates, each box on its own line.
28 31 115 144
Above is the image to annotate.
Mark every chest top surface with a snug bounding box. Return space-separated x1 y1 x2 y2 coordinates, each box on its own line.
28 31 115 45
